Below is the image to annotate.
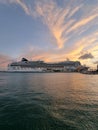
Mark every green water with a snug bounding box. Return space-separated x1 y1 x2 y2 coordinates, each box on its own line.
0 73 98 130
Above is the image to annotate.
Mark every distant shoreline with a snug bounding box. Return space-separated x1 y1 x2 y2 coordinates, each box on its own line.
0 71 78 73
0 71 98 75
81 71 98 75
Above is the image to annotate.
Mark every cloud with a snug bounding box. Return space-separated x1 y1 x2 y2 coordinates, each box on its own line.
2 0 98 49
33 0 98 48
79 53 94 60
4 31 97 66
66 14 98 34
0 0 31 15
68 31 98 59
19 45 68 62
34 0 73 48
1 0 98 49
0 0 98 67
14 0 30 15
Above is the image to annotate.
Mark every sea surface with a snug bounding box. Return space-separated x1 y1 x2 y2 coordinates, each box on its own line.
0 73 98 130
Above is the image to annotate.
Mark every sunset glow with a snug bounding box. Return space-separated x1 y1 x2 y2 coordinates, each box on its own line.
0 0 98 68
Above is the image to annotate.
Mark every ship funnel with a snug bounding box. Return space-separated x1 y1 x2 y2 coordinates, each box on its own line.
21 58 28 62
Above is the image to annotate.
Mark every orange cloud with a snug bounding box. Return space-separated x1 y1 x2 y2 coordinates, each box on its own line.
34 1 83 48
0 0 98 68
66 14 98 34
1 0 98 50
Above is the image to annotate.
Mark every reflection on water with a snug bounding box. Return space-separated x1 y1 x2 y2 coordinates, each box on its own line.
0 73 98 130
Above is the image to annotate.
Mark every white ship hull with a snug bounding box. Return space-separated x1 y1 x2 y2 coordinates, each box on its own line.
7 67 45 73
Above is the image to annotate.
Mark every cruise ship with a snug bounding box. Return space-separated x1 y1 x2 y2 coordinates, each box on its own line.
7 58 81 72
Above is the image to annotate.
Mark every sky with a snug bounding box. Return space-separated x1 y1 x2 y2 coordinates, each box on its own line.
0 0 98 68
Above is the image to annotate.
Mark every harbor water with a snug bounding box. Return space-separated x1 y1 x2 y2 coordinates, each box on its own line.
0 73 98 130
